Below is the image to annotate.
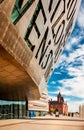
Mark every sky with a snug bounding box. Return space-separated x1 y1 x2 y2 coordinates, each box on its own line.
47 0 84 112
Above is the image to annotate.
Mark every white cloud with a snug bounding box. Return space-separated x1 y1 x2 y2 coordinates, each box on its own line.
58 44 84 67
54 71 61 75
50 81 56 85
65 33 83 51
68 100 84 112
70 37 78 44
59 77 84 98
48 90 59 95
48 95 57 101
77 6 84 28
67 66 84 77
56 53 68 68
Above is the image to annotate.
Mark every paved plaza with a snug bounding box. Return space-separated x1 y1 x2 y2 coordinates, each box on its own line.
0 115 84 130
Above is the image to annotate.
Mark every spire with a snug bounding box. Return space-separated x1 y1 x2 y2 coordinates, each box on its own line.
57 91 61 102
58 91 61 97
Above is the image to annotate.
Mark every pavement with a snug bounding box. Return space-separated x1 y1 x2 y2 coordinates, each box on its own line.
0 115 84 130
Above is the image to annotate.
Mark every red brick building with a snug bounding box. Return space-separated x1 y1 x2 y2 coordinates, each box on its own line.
49 92 68 115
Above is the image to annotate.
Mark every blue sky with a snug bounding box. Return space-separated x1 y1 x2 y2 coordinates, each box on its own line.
47 0 84 112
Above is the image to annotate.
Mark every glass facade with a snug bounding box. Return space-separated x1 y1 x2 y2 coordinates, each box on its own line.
11 0 34 24
0 100 27 119
0 100 48 119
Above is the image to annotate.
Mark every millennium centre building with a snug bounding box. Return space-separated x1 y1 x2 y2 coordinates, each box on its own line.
0 0 81 119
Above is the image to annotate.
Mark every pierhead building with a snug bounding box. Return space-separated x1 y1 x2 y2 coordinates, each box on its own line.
49 92 68 115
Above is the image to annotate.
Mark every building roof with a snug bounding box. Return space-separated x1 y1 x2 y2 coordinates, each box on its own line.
50 101 63 104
